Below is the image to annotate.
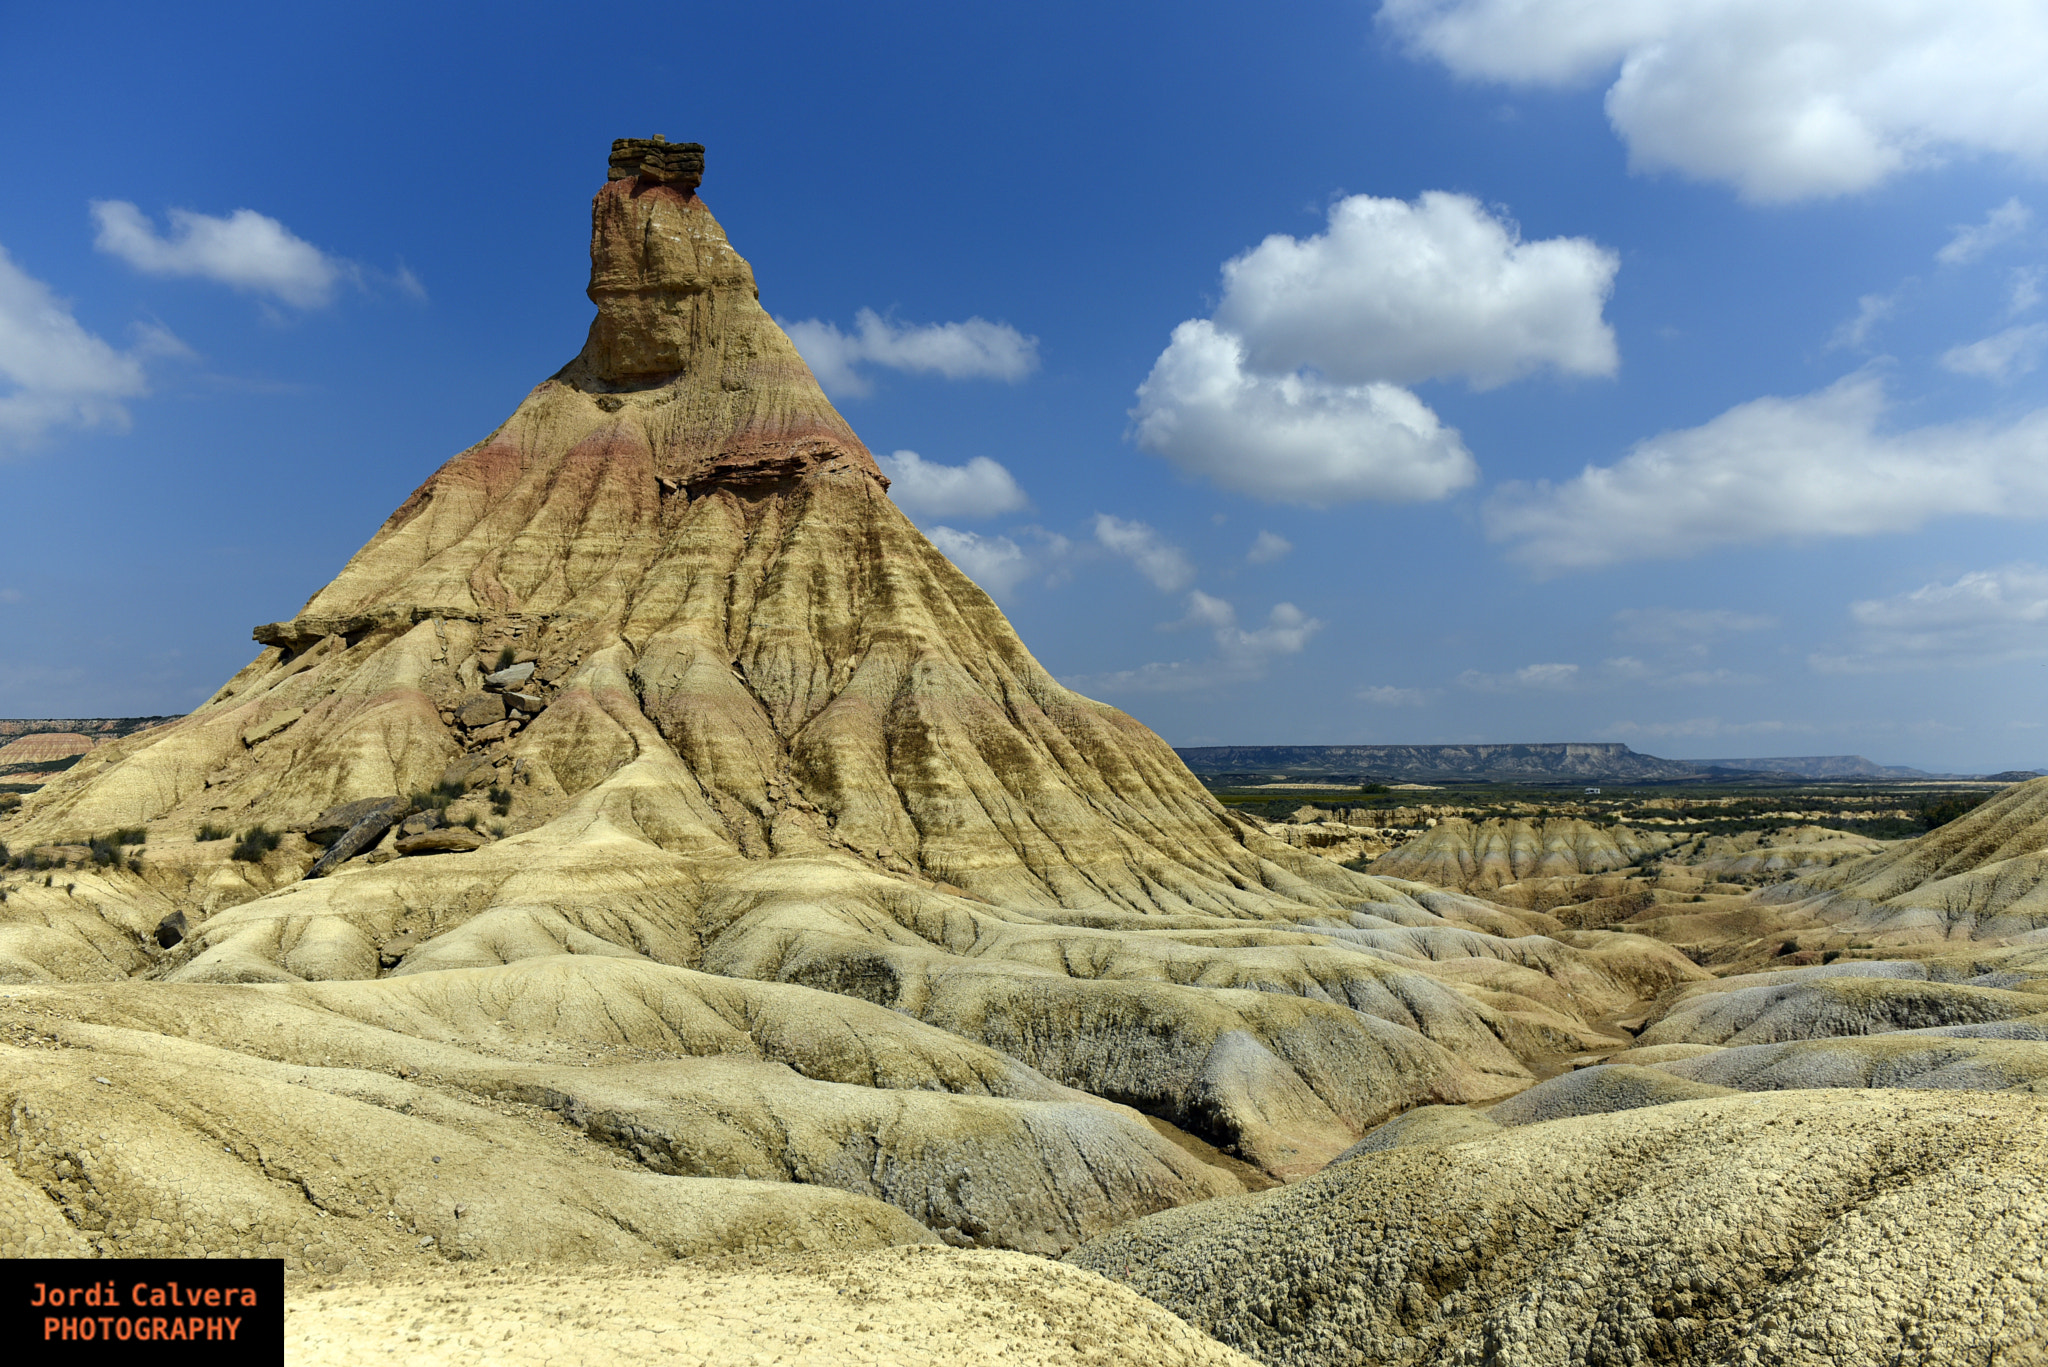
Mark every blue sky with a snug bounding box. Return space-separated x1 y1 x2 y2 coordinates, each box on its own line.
3 0 2046 772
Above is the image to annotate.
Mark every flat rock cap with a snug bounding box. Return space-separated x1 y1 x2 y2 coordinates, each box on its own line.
609 136 704 189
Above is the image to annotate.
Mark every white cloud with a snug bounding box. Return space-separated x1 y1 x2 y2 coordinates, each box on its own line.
1379 1 2048 201
1812 563 2048 673
1072 594 1323 694
1458 661 1580 692
1093 513 1196 591
2010 267 2044 317
0 244 157 449
1827 292 1898 351
1940 324 2047 382
1937 200 2034 267
927 526 1032 598
1131 190 1614 506
1485 374 2048 571
1247 530 1293 564
1359 684 1430 706
877 449 1029 520
1213 191 1619 388
1131 320 1478 506
781 308 1038 398
91 201 344 307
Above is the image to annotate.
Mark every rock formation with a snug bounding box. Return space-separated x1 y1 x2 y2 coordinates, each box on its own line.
0 139 1708 1275
7 140 2046 1362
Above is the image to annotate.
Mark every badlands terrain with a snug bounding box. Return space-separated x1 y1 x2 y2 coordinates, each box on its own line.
3 139 2045 1364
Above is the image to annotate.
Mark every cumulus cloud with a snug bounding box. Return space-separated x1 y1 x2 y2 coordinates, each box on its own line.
1811 563 2048 673
1213 191 1619 388
1359 684 1430 706
781 309 1038 398
1484 374 2048 571
1379 1 2048 201
91 201 345 307
927 526 1033 598
877 449 1029 520
1937 200 2034 267
1072 594 1323 694
1131 190 1615 506
1940 325 2047 382
1247 530 1293 564
1131 320 1478 506
1093 513 1196 591
0 244 167 449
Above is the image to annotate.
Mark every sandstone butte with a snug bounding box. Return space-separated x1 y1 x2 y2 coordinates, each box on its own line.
5 140 2047 1366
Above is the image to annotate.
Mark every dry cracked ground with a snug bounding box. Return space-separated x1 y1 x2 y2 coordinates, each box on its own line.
5 139 2047 1364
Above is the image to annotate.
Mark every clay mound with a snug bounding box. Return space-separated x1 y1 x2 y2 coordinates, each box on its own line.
1071 1090 2048 1367
1786 775 2048 936
1653 1034 2048 1093
1483 1063 1737 1125
1328 1104 1501 1160
2 957 1246 1255
288 1249 1257 1366
1368 817 1684 891
1637 975 2048 1047
0 732 94 765
0 1006 935 1267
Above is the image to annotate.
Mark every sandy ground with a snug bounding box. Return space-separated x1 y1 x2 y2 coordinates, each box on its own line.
285 1246 1255 1366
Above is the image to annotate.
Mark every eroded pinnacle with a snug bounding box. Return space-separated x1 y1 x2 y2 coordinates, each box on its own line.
608 136 705 191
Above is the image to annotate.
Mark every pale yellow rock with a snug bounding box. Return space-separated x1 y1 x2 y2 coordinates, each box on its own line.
1073 1090 2048 1366
1790 774 2048 937
287 1248 1258 1367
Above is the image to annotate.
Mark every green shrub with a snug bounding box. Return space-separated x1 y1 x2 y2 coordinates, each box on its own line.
407 779 466 814
494 646 517 671
489 785 512 815
230 827 282 863
1920 793 1992 829
196 823 231 842
110 826 147 846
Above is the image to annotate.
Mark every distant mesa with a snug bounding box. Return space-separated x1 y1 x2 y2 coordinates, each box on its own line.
1176 742 1704 785
1175 742 1991 785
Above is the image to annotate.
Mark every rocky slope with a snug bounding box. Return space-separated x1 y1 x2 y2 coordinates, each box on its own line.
1774 774 2048 937
1073 1089 2048 1366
